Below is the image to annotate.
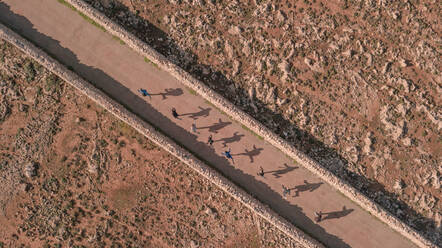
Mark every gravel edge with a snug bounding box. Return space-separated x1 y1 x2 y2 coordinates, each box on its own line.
61 1 435 247
0 22 324 248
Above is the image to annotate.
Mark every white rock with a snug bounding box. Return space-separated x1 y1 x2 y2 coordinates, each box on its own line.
232 60 241 76
393 179 404 190
24 162 37 178
382 62 392 74
228 25 242 35
276 10 286 22
401 137 411 147
363 132 374 154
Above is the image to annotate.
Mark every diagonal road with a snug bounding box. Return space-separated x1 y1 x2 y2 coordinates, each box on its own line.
0 0 417 247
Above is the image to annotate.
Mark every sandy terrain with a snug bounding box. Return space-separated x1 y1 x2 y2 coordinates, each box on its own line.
83 0 441 243
0 40 303 248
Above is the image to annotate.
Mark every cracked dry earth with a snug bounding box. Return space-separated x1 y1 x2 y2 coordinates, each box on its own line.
0 40 304 247
84 0 441 243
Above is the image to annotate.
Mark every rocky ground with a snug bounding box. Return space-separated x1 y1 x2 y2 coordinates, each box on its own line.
83 0 441 243
0 40 304 247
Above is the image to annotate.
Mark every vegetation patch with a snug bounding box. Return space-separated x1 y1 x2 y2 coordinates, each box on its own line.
185 86 197 96
143 56 158 68
57 0 107 32
112 35 125 45
241 124 264 140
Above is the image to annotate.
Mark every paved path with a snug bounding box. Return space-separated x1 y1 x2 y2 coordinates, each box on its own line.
0 1 417 247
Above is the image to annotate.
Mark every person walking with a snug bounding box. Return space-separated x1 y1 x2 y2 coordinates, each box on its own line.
207 135 214 146
138 88 152 99
258 166 265 177
222 148 234 164
315 211 323 223
172 108 179 119
191 123 199 134
282 185 290 199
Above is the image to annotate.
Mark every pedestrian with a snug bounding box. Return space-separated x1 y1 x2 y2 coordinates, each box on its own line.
138 88 152 99
258 166 265 177
207 135 214 146
282 185 290 198
191 123 199 134
222 148 234 164
172 108 179 119
315 211 323 223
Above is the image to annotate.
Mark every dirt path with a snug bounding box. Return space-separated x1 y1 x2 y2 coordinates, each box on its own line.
0 1 417 247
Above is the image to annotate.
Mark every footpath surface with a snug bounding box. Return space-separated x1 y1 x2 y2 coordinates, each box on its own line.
0 1 417 247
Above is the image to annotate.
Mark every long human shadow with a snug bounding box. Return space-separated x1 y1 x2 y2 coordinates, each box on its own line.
197 118 231 133
149 87 183 100
291 180 324 197
233 145 263 163
266 163 298 178
180 106 211 120
85 1 441 244
321 206 354 221
0 3 361 247
215 131 244 147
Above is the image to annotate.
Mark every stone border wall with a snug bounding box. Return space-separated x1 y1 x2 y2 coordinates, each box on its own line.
0 23 325 248
62 1 435 247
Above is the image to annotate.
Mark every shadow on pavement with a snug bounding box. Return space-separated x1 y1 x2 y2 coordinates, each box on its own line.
322 206 354 221
292 180 324 197
180 106 211 120
149 87 183 100
197 118 232 133
0 2 353 247
233 145 264 163
215 131 245 147
266 163 299 178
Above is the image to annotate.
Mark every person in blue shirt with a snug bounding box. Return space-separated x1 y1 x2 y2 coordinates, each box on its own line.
138 88 152 99
222 148 234 164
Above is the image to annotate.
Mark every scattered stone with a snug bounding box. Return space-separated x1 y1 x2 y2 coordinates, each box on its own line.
393 179 404 191
19 182 32 192
398 58 411 67
342 49 354 57
276 97 289 107
88 161 98 174
382 62 392 74
401 137 411 147
24 162 38 178
224 41 234 58
346 145 360 163
363 132 374 154
75 117 85 123
18 103 29 112
276 10 286 22
232 60 241 76
265 87 276 104
278 60 291 82
228 25 242 36
0 99 10 122
190 240 199 248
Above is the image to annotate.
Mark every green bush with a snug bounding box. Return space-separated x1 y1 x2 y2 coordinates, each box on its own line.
24 61 36 82
45 74 61 92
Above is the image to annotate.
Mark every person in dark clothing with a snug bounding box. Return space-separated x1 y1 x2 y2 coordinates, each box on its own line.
191 123 199 134
282 185 290 198
258 166 265 177
207 135 214 146
315 211 323 223
172 108 179 119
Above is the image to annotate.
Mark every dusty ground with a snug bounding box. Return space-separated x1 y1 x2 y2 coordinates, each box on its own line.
0 40 304 247
84 0 441 243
